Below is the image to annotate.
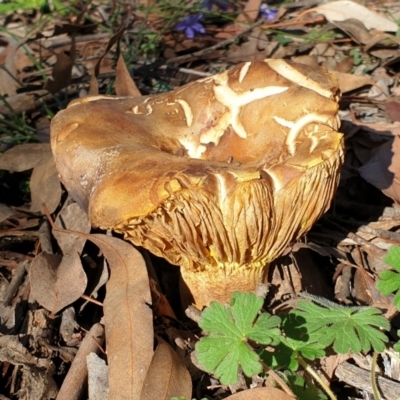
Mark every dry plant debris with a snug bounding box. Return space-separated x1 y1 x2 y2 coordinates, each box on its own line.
1 0 400 399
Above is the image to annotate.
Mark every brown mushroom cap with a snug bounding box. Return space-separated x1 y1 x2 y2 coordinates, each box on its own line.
51 59 344 307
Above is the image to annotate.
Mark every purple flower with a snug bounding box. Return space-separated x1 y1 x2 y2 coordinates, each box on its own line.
175 13 206 39
259 3 278 20
200 0 229 11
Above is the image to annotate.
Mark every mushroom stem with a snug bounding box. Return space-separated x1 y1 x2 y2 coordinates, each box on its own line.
180 263 269 307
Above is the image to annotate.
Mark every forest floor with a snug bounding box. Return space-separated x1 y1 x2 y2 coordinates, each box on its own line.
1 1 400 399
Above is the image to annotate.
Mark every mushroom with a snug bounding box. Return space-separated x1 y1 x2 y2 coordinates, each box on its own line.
50 59 344 308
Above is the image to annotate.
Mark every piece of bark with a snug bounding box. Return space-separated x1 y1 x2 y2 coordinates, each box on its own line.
1 261 28 306
335 361 400 400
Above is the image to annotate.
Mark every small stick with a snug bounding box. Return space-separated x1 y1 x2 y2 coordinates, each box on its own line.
56 323 105 400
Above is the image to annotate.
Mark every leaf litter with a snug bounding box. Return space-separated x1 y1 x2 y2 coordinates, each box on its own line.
2 0 400 399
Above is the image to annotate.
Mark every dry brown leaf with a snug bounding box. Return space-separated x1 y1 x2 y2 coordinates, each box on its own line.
0 92 37 116
140 338 192 400
38 217 153 399
29 252 87 314
29 157 62 214
53 203 91 254
0 90 50 116
89 21 129 95
0 143 52 172
385 100 400 123
226 29 277 62
331 71 375 93
334 56 355 73
291 55 319 67
226 387 295 399
115 54 141 97
0 37 21 96
314 1 398 32
90 234 153 400
44 47 75 94
29 205 91 314
359 136 400 204
320 353 350 379
331 19 372 45
237 0 262 23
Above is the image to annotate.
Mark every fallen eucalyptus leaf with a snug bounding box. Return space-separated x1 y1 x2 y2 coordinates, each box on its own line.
89 234 153 400
140 338 192 400
315 1 398 32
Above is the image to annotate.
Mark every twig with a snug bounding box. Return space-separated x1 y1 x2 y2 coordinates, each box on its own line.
1 261 29 305
260 361 296 398
56 323 105 400
371 351 382 400
81 294 103 307
297 356 337 400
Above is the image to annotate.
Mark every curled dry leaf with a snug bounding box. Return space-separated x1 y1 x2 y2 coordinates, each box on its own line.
29 252 87 314
88 20 130 95
314 1 398 32
115 54 141 97
226 387 295 399
140 338 192 400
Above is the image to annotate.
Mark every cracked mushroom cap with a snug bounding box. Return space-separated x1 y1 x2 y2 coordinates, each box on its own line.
51 59 344 307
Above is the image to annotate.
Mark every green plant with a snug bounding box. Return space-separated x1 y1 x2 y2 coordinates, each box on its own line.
195 291 390 399
0 0 68 14
349 49 363 66
377 245 400 310
196 291 281 385
377 245 400 354
302 28 338 44
0 97 38 148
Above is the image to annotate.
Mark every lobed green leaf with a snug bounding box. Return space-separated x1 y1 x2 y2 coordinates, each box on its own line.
291 300 389 354
196 292 281 384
